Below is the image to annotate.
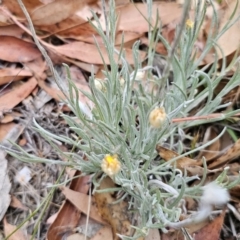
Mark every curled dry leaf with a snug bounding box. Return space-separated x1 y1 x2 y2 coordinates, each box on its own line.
0 36 41 63
31 0 97 26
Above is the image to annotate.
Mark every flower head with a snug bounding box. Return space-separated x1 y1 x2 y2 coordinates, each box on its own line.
149 107 167 128
186 19 194 29
101 154 121 177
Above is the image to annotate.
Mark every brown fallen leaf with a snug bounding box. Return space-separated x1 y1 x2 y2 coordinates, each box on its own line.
10 195 28 211
53 41 146 65
216 1 240 58
0 36 41 63
0 68 32 85
116 2 182 33
194 210 226 240
201 1 240 65
0 25 25 38
47 172 91 240
161 212 219 240
3 218 28 240
0 112 22 124
61 186 106 225
0 9 10 26
68 30 142 46
0 77 37 113
2 0 42 18
55 21 97 40
38 15 89 37
94 177 132 239
31 0 97 26
208 138 240 169
24 56 46 80
156 145 202 170
0 122 24 145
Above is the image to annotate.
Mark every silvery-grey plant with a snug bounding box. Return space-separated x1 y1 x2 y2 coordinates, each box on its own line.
5 0 240 239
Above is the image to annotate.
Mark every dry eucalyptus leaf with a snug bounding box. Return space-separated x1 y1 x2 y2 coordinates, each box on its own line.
38 15 89 36
0 36 41 63
0 25 25 38
216 1 240 58
61 186 106 225
116 2 182 33
31 0 97 25
2 0 42 18
0 68 32 86
53 41 146 65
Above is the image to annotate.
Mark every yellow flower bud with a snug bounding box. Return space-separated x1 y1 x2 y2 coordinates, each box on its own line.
94 78 106 91
186 19 194 29
101 154 121 177
135 70 145 81
149 107 167 128
119 77 125 87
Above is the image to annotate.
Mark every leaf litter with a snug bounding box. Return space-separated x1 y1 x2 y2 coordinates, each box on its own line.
0 0 239 239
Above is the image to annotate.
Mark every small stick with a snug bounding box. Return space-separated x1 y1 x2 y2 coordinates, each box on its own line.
172 112 240 123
